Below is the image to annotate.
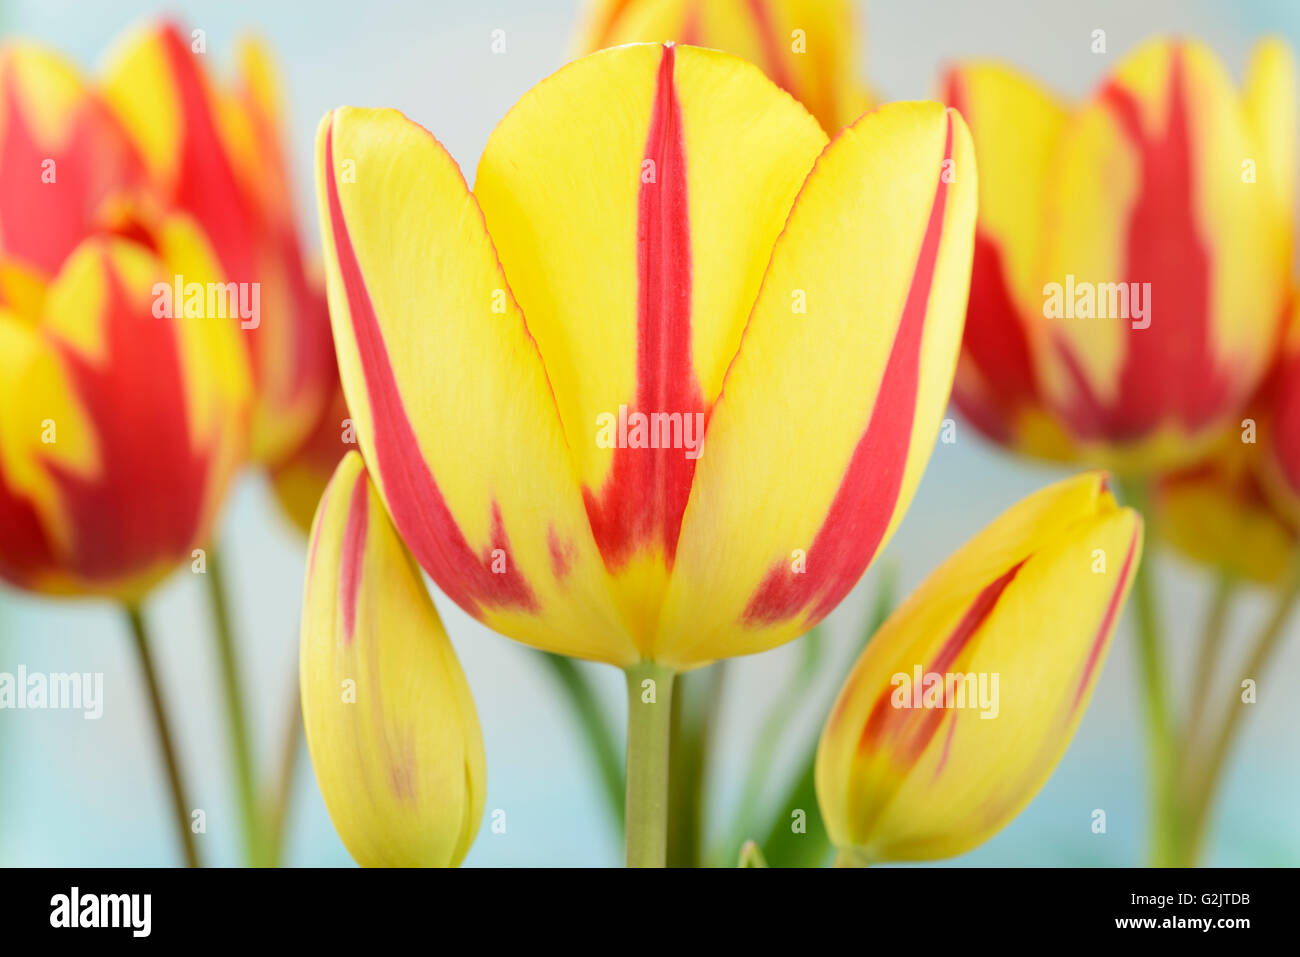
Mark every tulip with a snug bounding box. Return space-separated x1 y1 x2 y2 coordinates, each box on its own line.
301 452 485 867
101 22 338 469
0 46 250 601
944 38 1296 473
816 472 1142 864
576 0 869 133
314 42 975 864
316 42 974 670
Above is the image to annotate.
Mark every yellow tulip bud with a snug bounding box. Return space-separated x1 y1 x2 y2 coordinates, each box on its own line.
816 472 1142 863
301 451 485 867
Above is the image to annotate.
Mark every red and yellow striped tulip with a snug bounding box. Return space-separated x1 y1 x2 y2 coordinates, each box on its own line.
101 22 337 468
816 472 1142 863
0 41 250 600
576 0 869 133
944 38 1295 473
315 43 976 670
0 221 251 600
1263 312 1300 518
301 452 485 868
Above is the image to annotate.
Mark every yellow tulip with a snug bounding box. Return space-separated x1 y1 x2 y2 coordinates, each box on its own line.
816 472 1142 863
314 42 977 670
944 38 1296 473
301 451 486 867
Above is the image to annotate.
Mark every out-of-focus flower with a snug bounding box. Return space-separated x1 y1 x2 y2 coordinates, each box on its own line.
271 357 352 535
101 23 337 469
576 0 869 133
301 452 485 868
944 38 1296 473
314 43 976 670
816 472 1142 863
1155 441 1298 587
0 45 250 601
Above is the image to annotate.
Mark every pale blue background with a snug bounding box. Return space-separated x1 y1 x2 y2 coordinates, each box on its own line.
1 0 1297 867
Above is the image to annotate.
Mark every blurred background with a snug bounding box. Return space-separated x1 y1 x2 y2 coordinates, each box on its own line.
1 0 1298 866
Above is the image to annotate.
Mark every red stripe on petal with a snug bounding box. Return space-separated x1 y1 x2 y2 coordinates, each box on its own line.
743 112 955 626
323 119 538 616
859 559 1024 761
338 472 369 643
582 44 705 571
157 24 255 283
1055 46 1225 440
1072 524 1139 710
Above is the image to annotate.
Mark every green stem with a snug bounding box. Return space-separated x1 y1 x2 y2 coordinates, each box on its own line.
667 663 724 867
204 548 270 867
538 652 624 829
125 606 200 868
1118 477 1181 866
624 662 675 868
1183 571 1236 752
266 667 302 866
1183 560 1300 864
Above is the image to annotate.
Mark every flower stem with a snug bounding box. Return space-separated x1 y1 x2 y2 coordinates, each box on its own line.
1183 571 1236 752
1117 477 1181 866
266 664 302 866
124 605 200 868
624 662 675 868
1183 559 1300 863
204 547 270 867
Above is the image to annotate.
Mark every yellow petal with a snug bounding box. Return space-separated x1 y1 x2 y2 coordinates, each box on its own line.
300 452 486 868
817 472 1142 861
653 101 977 669
316 106 637 665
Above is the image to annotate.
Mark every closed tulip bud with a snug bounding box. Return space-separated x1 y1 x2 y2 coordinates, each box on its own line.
301 452 486 868
0 217 250 600
816 472 1142 863
945 38 1296 473
576 0 869 133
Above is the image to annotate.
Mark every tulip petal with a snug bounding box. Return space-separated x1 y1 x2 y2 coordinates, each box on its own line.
650 101 976 669
474 43 826 635
316 106 638 664
1243 38 1298 272
1039 39 1284 467
941 62 1071 456
817 473 1142 860
301 452 485 867
0 45 143 276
